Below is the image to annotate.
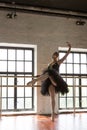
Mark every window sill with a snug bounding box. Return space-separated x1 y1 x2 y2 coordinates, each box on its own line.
1 110 37 116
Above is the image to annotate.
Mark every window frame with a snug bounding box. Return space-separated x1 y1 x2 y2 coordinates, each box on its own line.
0 45 35 111
58 49 87 110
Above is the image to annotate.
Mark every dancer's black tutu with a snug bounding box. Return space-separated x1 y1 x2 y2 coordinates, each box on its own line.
41 63 69 96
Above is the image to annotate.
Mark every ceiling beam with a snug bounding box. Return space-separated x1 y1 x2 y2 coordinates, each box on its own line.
0 3 87 19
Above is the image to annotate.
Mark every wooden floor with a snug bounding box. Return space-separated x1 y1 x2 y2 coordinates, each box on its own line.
0 113 87 130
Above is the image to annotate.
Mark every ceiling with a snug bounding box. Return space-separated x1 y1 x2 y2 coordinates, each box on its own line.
0 0 87 14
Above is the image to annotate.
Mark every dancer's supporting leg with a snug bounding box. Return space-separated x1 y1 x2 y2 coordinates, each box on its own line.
49 85 55 121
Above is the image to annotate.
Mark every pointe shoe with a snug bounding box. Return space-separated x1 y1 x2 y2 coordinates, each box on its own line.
27 79 36 86
27 81 32 86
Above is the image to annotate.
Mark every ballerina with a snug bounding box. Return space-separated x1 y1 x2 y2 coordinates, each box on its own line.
27 42 71 121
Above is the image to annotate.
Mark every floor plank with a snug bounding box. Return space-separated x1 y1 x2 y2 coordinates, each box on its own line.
0 113 87 130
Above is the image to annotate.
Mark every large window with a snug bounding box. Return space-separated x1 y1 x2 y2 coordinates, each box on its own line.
59 51 87 109
0 47 34 111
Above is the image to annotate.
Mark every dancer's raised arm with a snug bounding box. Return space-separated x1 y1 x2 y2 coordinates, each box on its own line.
58 42 71 65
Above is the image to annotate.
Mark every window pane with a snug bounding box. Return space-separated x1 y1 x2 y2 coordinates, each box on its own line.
17 62 24 72
8 87 14 97
17 87 24 97
82 98 87 107
74 64 80 74
81 65 87 74
2 98 6 109
25 98 32 109
81 78 87 85
2 87 7 97
60 98 66 108
2 77 7 85
25 50 32 61
82 87 87 96
0 61 7 72
0 49 7 60
17 75 24 85
25 87 32 97
67 98 73 108
8 98 14 109
8 61 15 72
60 64 66 73
25 62 32 72
17 50 24 60
74 53 79 63
81 54 86 63
8 77 14 85
67 53 73 63
67 64 73 74
8 49 15 60
67 78 73 85
17 98 24 109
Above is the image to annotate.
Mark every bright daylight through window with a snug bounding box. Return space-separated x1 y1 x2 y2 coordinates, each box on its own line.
0 46 34 111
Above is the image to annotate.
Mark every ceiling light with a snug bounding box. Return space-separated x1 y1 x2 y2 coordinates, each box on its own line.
6 12 17 19
76 19 86 25
6 1 17 19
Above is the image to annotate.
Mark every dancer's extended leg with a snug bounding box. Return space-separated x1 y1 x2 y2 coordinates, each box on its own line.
27 73 57 86
49 85 55 121
27 73 48 86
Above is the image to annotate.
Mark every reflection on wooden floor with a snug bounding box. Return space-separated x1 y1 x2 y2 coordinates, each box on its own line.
0 113 87 130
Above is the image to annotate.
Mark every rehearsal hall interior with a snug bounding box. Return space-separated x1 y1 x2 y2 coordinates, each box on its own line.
0 0 87 130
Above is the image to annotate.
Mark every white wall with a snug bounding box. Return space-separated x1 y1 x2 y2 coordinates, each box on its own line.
0 10 87 114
